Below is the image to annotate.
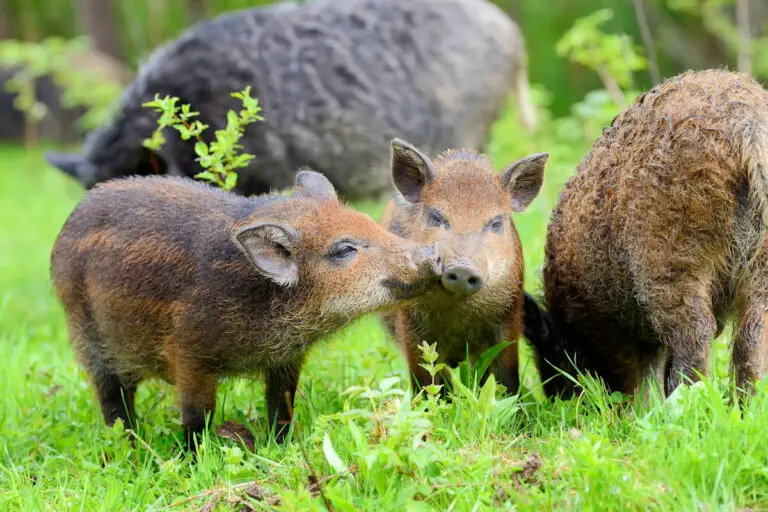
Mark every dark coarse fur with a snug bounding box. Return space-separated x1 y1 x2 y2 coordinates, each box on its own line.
44 0 535 200
51 171 440 449
524 69 768 400
380 139 547 394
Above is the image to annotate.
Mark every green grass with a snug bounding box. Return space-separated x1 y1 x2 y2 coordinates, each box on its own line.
1 107 767 511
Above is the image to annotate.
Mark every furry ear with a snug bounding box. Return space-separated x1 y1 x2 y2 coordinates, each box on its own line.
522 291 553 349
390 138 436 203
45 152 93 185
235 223 300 286
500 152 548 212
295 170 338 201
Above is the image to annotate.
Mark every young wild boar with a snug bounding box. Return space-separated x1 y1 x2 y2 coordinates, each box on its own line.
51 171 440 449
523 70 768 400
44 0 535 200
380 139 548 394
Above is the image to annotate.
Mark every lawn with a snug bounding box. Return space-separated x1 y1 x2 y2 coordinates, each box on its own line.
2 106 768 511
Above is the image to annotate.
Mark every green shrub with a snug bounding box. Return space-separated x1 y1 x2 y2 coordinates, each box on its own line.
0 36 123 132
142 86 264 191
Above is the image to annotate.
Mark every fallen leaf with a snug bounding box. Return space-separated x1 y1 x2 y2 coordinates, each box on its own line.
512 452 542 485
242 483 265 501
215 421 256 452
239 482 282 507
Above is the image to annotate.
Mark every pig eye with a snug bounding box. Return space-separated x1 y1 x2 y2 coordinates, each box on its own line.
487 216 504 233
329 242 358 262
426 209 448 229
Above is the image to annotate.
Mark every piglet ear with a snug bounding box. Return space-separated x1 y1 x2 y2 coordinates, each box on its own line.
500 152 548 212
235 222 300 287
390 138 436 203
295 169 338 201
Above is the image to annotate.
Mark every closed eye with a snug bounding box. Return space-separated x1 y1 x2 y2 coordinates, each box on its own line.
426 208 449 229
486 215 504 233
329 241 359 262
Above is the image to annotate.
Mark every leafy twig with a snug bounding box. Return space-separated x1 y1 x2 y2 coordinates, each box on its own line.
557 9 647 106
142 86 264 191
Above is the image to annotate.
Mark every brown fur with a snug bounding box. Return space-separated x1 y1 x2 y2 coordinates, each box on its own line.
51 172 440 449
523 70 768 400
380 139 548 394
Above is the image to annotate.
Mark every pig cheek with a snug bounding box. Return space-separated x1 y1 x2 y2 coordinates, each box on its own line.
367 247 411 305
409 224 440 244
362 252 395 306
486 243 515 284
312 261 349 294
309 263 355 318
333 256 389 316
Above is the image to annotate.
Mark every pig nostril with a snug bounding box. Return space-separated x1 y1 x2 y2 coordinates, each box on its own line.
441 264 483 296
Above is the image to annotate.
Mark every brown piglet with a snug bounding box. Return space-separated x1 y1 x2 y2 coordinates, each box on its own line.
380 138 548 394
523 70 768 401
51 171 440 449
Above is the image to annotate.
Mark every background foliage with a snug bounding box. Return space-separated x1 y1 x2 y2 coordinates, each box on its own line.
1 0 767 116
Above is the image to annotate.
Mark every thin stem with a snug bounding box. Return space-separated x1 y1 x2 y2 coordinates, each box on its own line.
173 115 226 188
736 0 752 75
632 0 661 85
596 65 626 106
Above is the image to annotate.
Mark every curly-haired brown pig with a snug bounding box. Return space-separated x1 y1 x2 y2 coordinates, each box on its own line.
380 139 548 394
51 171 440 449
523 70 768 399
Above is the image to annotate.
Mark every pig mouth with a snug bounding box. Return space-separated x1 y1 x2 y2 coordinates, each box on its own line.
381 278 438 300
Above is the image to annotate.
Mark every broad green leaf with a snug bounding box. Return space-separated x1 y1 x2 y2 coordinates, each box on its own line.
194 142 209 157
110 417 124 435
397 388 412 419
227 110 239 127
478 374 496 420
347 420 368 454
491 395 520 428
224 172 238 190
474 341 512 381
325 490 357 512
449 367 477 405
379 376 401 392
194 171 216 181
323 434 345 474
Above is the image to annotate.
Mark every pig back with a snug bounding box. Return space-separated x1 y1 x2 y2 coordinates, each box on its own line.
51 176 292 376
107 0 521 200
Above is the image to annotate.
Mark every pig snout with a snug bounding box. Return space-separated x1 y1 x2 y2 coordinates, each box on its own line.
441 262 483 297
381 242 442 300
420 242 443 277
404 242 442 277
